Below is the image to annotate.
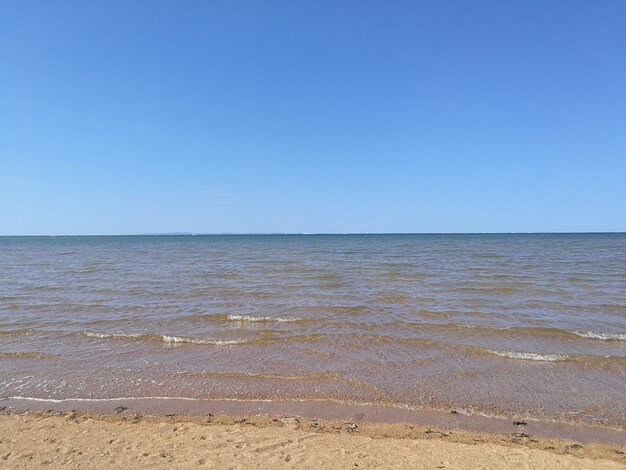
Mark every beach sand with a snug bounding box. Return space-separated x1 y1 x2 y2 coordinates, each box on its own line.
1 411 624 469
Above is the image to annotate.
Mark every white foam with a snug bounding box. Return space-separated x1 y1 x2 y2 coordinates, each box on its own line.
83 331 142 339
6 396 202 403
572 331 626 341
227 315 301 323
161 335 244 345
486 350 568 362
83 331 246 346
5 396 414 410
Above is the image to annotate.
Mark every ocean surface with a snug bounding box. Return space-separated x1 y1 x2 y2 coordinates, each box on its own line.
1 234 625 428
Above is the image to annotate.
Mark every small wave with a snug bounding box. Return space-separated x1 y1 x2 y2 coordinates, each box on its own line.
376 294 411 304
5 396 408 410
310 274 340 281
288 305 372 315
161 335 245 346
380 272 405 278
472 253 505 259
82 331 247 346
84 331 143 339
456 286 519 295
184 371 345 381
390 322 626 343
455 323 509 330
485 349 569 362
572 331 626 341
227 315 302 323
5 396 204 404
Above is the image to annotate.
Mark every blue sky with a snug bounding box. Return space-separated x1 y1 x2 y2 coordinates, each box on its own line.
1 1 624 234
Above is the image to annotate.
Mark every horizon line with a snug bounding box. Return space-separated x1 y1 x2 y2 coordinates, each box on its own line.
1 231 625 237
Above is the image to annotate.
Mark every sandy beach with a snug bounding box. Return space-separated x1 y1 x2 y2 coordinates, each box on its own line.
1 411 624 469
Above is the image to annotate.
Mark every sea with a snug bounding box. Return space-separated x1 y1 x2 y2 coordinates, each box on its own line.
1 234 625 429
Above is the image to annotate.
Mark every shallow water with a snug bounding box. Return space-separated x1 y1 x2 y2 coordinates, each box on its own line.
1 234 625 427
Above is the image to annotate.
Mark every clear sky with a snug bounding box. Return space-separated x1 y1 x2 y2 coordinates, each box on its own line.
1 1 624 235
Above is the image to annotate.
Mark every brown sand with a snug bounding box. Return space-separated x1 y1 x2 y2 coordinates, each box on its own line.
1 412 624 469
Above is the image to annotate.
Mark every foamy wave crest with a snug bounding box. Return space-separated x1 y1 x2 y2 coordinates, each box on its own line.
486 349 568 362
161 335 245 345
227 315 301 323
84 331 143 339
83 331 247 346
572 331 626 341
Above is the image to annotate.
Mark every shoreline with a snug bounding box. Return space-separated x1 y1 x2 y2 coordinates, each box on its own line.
3 396 625 447
1 409 624 468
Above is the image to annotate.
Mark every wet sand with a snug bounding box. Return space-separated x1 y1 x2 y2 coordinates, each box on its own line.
1 410 624 469
3 397 626 446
